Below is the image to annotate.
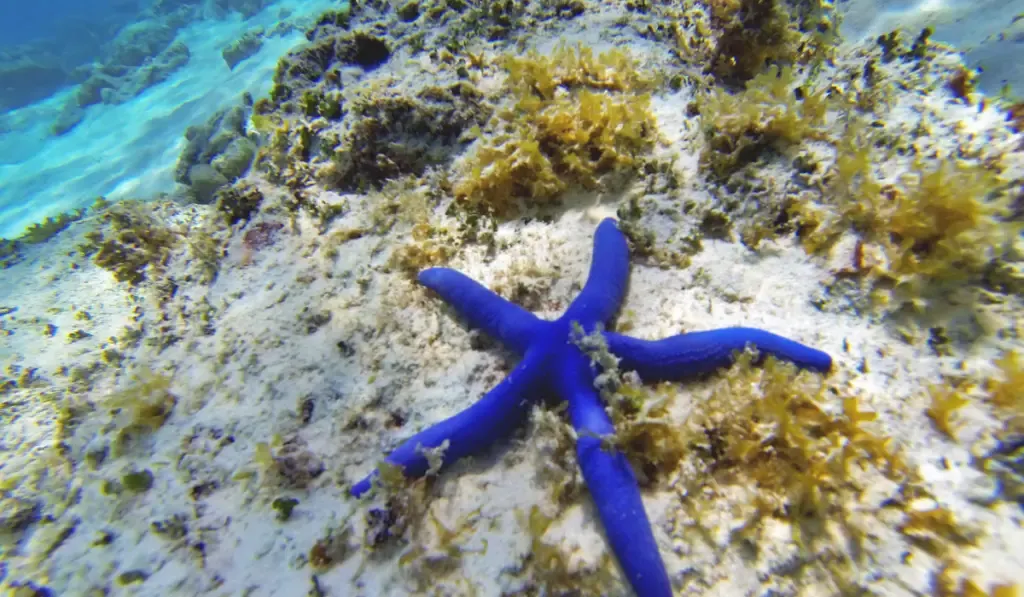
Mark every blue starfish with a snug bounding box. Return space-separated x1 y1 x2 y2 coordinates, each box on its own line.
351 218 832 596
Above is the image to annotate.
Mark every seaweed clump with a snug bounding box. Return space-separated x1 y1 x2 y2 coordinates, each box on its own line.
252 435 325 489
686 354 1007 589
509 505 617 595
78 201 180 286
222 28 264 70
987 350 1024 433
699 64 830 179
17 209 86 245
215 182 265 225
706 0 835 84
0 239 18 269
876 27 933 64
269 27 390 111
102 370 177 458
682 353 907 564
0 202 104 268
1007 101 1024 133
255 79 489 192
975 351 1024 507
373 179 471 277
453 44 657 216
793 127 1018 310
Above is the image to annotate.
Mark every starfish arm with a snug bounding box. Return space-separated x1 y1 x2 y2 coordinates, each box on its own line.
350 347 549 497
555 351 673 597
604 326 833 381
561 218 630 326
418 267 544 355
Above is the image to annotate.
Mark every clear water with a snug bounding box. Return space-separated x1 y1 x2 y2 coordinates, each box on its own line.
0 0 339 237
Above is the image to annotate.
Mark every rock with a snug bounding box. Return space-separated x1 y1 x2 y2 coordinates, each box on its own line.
174 99 258 203
51 101 85 136
222 29 264 70
0 496 40 535
322 82 490 190
0 56 70 111
77 41 190 108
212 137 257 181
208 0 273 19
108 21 177 68
187 165 230 204
270 29 391 106
66 13 190 112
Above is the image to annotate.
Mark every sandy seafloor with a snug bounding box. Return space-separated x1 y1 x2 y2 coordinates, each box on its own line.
2 1 1024 596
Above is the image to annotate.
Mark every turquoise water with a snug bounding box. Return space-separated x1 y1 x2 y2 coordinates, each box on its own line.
0 0 340 238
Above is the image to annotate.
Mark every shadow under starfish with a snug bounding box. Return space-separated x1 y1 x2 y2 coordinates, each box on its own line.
351 218 833 596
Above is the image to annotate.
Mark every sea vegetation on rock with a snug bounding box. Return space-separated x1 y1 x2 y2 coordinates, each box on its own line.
215 182 266 225
267 22 391 112
588 349 1018 593
356 0 583 54
249 6 497 193
452 44 658 216
927 349 1024 508
77 200 181 286
318 82 491 191
246 0 618 203
691 19 1023 326
99 369 177 458
254 78 490 193
222 28 265 70
704 0 837 84
0 385 80 577
683 354 907 549
698 64 830 179
679 0 841 186
0 203 92 269
793 125 1018 311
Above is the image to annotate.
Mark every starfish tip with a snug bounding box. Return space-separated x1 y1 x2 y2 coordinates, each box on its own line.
596 217 620 232
416 266 452 287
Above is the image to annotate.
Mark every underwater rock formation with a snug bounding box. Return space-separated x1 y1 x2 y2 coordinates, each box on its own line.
150 0 274 20
0 54 72 112
320 83 490 191
74 35 190 108
174 99 258 203
222 28 265 70
269 22 391 108
205 0 274 19
47 16 190 135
